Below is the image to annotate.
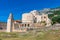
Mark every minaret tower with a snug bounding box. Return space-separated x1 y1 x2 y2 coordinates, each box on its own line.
6 13 13 32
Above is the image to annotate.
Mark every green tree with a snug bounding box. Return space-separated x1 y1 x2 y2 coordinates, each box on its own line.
52 15 60 25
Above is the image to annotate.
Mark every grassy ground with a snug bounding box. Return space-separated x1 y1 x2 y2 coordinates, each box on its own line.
0 30 60 40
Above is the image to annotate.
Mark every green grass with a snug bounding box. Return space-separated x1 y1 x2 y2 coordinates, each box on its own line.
0 30 60 40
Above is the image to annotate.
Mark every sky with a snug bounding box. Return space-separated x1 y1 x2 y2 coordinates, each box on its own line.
0 0 60 22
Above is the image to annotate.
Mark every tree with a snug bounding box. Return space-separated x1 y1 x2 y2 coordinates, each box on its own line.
52 15 60 25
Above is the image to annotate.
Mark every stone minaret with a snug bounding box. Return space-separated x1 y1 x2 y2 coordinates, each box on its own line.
6 13 13 32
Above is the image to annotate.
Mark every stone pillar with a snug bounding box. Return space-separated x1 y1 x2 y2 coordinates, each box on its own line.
6 13 13 32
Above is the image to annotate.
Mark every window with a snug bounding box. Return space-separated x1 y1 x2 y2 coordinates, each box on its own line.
28 24 29 27
25 24 26 27
34 17 37 23
44 16 46 18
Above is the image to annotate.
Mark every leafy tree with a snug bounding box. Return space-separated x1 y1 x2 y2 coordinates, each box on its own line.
53 10 60 15
52 15 60 24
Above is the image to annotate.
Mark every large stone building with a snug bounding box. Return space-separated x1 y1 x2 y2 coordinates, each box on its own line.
0 10 51 32
22 10 51 26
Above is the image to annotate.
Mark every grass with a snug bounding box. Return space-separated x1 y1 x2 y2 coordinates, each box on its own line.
0 30 60 40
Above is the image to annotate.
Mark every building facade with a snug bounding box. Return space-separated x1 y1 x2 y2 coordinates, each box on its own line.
22 10 51 26
6 10 51 32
